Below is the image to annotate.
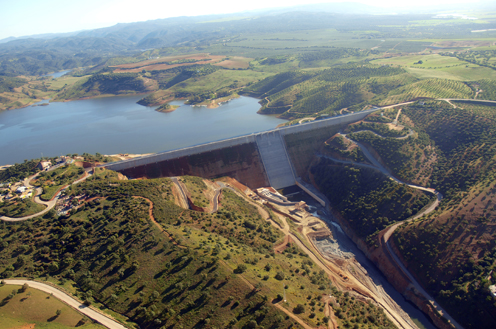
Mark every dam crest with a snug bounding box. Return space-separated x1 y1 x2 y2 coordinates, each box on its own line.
103 109 377 191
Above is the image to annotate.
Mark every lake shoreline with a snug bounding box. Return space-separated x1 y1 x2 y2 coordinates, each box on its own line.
0 95 287 166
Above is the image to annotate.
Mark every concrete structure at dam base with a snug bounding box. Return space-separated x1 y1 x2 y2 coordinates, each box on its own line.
103 109 377 191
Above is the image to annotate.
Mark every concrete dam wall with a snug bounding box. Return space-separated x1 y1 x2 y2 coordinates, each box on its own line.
116 142 270 189
104 109 376 188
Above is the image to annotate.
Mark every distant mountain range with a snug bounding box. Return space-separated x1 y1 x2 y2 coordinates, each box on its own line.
0 1 495 76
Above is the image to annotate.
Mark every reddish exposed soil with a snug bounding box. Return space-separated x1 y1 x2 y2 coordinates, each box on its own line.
214 57 251 69
112 54 225 73
274 235 293 254
132 196 185 248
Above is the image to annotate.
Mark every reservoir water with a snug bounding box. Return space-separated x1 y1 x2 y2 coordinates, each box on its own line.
1 92 437 328
42 70 72 78
0 95 286 165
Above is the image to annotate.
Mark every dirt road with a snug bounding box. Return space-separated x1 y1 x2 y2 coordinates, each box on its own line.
212 179 419 329
324 126 463 328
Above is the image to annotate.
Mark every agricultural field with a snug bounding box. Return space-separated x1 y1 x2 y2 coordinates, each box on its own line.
168 69 271 94
214 56 252 69
378 78 474 105
371 54 496 80
111 54 226 73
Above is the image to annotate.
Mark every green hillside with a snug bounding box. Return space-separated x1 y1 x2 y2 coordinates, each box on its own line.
55 73 150 100
341 100 496 328
0 169 394 329
311 159 431 242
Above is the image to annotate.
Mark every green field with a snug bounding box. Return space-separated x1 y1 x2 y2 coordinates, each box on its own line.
0 284 104 329
0 198 45 218
372 54 464 68
34 165 85 201
371 54 496 80
169 69 271 93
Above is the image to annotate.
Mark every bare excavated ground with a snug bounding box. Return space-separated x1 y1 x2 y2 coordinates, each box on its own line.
167 174 419 328
270 200 419 329
215 178 421 329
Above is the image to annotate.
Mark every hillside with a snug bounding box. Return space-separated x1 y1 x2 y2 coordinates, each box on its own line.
328 100 496 328
55 73 154 100
311 159 431 243
0 168 395 329
389 101 496 329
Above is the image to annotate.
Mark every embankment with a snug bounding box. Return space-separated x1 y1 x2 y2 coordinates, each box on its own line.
329 208 453 329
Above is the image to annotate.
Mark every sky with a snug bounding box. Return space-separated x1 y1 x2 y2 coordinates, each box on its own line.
0 0 479 40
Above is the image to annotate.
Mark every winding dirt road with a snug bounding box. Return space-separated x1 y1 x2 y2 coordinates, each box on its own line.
219 182 418 329
322 127 464 328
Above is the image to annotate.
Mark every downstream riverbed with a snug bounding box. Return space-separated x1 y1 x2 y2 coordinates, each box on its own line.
0 95 286 165
289 193 436 329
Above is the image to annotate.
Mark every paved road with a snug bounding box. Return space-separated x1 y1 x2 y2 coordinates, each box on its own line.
170 177 189 209
4 279 127 329
212 188 221 212
439 98 496 105
380 101 415 109
347 127 413 140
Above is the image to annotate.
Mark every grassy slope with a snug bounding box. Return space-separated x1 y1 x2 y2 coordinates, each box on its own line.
0 284 104 329
54 73 152 101
34 165 85 201
0 198 45 218
371 54 496 81
0 169 362 329
0 75 88 111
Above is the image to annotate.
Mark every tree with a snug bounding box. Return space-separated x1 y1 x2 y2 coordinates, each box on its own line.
109 294 118 303
234 264 247 274
56 309 62 316
293 304 305 314
48 262 59 272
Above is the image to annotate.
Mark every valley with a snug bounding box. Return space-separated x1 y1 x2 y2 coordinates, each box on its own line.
1 3 496 329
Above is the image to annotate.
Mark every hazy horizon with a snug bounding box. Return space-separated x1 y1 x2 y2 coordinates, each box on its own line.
0 0 489 41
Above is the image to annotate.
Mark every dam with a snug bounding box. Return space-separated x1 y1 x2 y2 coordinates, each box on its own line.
103 109 377 189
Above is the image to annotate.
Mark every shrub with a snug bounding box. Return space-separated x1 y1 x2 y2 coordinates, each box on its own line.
234 264 247 274
293 304 305 314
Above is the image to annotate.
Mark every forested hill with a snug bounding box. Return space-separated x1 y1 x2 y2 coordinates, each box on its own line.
242 64 478 119
0 167 396 329
335 100 496 328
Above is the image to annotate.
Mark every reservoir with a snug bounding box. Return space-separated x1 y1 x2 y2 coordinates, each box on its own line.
42 69 72 78
0 95 286 166
1 92 435 329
